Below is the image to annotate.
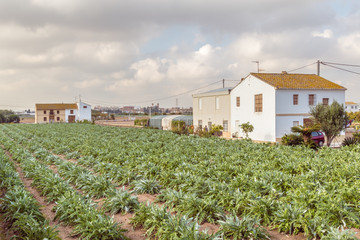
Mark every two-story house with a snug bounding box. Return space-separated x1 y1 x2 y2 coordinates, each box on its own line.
230 72 346 142
35 101 91 123
192 88 232 138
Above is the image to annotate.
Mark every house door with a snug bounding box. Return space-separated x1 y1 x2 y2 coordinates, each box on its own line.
68 115 75 123
49 115 55 123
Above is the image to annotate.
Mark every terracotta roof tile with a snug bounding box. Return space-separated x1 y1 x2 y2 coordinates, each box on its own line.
35 103 78 110
251 73 346 90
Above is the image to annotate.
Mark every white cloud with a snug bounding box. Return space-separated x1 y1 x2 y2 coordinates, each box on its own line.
338 32 360 54
312 29 333 38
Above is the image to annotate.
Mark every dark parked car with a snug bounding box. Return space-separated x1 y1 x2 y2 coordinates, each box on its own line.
311 131 325 146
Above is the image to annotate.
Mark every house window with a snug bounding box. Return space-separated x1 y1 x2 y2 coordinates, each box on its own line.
293 94 298 105
70 110 74 114
351 106 354 109
43 117 47 121
309 94 316 106
323 98 329 106
57 117 60 121
223 120 228 132
83 106 87 109
57 110 60 114
255 94 263 112
236 97 240 107
293 121 299 127
50 110 54 115
198 99 202 110
208 121 212 131
198 120 202 129
215 97 220 110
43 110 46 114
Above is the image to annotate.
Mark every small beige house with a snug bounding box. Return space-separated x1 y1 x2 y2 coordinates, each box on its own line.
192 88 232 138
35 103 78 123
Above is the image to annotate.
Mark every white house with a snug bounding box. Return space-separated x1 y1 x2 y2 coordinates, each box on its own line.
345 102 359 112
230 72 346 142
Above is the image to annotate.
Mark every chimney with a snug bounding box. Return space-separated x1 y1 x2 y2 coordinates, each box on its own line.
282 71 288 74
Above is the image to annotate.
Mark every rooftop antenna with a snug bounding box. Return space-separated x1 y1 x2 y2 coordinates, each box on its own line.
252 61 265 73
252 61 259 73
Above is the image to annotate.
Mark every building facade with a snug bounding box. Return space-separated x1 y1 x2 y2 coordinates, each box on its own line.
35 102 91 123
230 73 346 142
345 102 359 112
192 88 232 138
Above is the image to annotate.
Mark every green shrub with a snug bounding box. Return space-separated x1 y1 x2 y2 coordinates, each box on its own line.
352 131 360 141
131 179 161 194
134 119 148 126
322 227 358 240
103 188 139 214
281 134 304 146
218 215 270 240
342 137 359 147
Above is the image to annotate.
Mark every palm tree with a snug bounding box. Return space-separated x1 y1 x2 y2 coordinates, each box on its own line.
291 124 320 144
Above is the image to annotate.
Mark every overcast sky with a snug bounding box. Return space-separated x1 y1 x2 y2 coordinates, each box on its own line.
0 0 359 110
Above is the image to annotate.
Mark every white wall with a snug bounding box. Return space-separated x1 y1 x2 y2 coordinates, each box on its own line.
275 90 345 138
193 93 231 137
77 102 92 121
276 89 345 114
231 75 276 142
345 104 360 112
65 109 78 122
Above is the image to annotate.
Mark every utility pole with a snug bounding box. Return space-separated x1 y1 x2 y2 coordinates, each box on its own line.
222 79 225 88
317 60 321 76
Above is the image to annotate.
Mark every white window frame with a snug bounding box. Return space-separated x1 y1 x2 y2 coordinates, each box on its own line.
293 121 299 127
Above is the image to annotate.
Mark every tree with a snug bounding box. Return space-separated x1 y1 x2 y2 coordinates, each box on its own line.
240 122 254 139
0 113 5 123
310 100 347 147
7 114 20 123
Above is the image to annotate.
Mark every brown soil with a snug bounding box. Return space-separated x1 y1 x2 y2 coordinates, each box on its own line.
136 193 158 204
19 116 35 124
199 222 219 235
266 227 306 240
113 213 146 240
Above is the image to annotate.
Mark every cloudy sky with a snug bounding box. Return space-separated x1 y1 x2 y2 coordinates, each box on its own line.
0 0 359 110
